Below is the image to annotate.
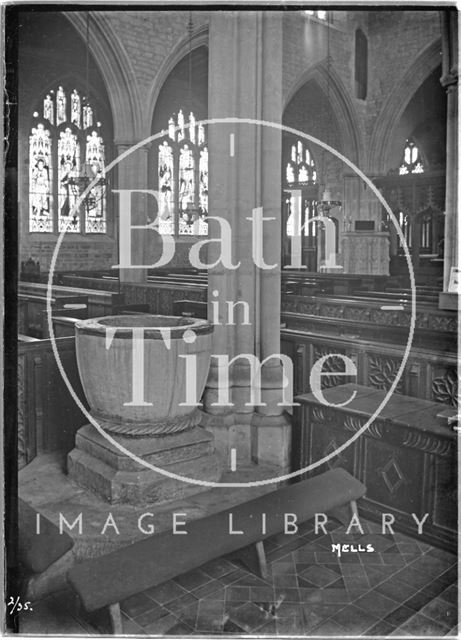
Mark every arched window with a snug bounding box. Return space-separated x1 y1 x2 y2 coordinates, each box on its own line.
29 87 106 234
399 139 424 175
355 29 368 100
304 10 328 20
284 139 318 239
157 110 208 236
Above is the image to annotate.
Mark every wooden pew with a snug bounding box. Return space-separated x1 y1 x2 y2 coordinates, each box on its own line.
19 282 124 318
68 468 366 633
173 299 208 319
18 336 88 467
18 334 40 343
18 292 89 338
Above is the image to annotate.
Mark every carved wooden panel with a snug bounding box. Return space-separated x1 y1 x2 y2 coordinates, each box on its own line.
432 368 458 407
294 386 456 550
363 437 424 515
367 354 404 395
282 330 457 406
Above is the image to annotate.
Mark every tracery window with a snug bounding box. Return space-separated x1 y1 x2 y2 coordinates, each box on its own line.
285 140 317 188
157 110 208 236
285 139 318 237
29 86 106 234
399 140 424 175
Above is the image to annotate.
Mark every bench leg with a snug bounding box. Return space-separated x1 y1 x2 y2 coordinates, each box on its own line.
233 541 269 580
255 541 269 580
108 603 123 635
350 500 358 517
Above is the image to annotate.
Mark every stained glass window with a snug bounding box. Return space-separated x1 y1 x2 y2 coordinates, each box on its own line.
284 139 318 243
29 86 107 234
304 10 328 20
29 124 53 232
399 140 424 175
156 111 208 236
286 140 317 187
58 128 80 232
85 131 106 233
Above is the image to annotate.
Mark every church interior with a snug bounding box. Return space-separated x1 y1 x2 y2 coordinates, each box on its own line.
6 6 458 637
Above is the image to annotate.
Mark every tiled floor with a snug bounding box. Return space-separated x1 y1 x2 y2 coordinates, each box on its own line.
18 518 458 636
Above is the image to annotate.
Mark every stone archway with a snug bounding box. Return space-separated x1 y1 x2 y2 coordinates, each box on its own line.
284 62 364 168
369 38 442 175
65 13 142 143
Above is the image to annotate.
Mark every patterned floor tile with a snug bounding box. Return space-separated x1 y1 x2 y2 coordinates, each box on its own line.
228 602 268 633
275 614 305 635
226 586 250 603
361 533 397 552
250 586 274 602
144 580 187 605
393 564 435 590
134 604 173 628
375 576 420 601
366 619 397 636
270 560 296 575
274 587 301 602
354 589 399 617
192 578 225 600
165 593 198 616
120 592 159 618
173 568 212 591
142 612 181 635
300 564 339 587
301 604 340 632
164 621 194 635
404 586 441 612
312 618 345 635
331 603 379 634
195 599 225 633
174 601 198 628
200 558 237 579
272 573 298 588
395 612 450 636
439 584 458 606
383 604 416 627
419 596 458 628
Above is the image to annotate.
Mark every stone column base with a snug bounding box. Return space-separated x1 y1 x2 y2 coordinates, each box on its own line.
201 411 292 475
67 424 222 505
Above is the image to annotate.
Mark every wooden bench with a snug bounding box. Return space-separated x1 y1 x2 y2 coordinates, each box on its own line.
18 498 74 599
68 468 366 633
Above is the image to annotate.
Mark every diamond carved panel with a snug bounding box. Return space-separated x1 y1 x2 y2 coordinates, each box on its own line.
379 456 406 494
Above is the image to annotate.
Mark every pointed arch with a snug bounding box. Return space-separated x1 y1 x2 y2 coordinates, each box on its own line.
145 24 209 137
65 13 143 143
369 38 443 174
283 61 364 167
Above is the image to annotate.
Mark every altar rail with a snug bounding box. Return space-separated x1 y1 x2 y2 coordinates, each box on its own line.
18 337 88 468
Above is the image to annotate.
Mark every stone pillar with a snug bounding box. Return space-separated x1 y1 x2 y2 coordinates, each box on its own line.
440 10 458 309
114 141 149 284
202 12 291 473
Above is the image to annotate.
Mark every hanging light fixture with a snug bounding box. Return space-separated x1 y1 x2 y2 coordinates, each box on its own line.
317 12 341 217
66 12 106 216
